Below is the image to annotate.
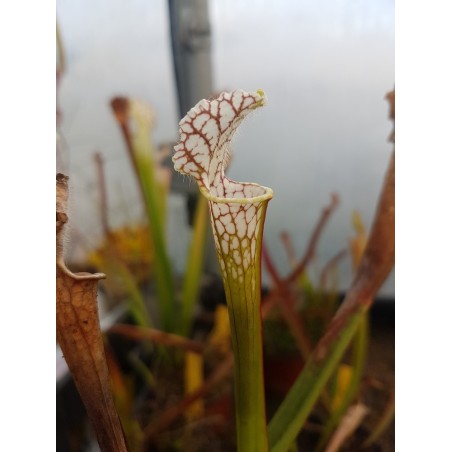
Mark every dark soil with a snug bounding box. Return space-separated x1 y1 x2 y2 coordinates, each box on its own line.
361 301 395 452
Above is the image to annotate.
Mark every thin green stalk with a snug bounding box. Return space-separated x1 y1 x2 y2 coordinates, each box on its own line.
135 151 176 331
316 313 368 451
128 353 157 390
92 149 151 326
111 97 176 332
97 255 150 327
268 308 365 452
179 195 209 336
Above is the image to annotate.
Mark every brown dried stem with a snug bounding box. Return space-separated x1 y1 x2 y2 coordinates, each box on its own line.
108 324 204 354
280 230 298 268
262 193 339 316
110 97 145 207
325 404 369 452
262 242 313 360
56 173 130 452
110 98 138 178
385 89 395 143
286 193 339 286
313 151 394 361
319 248 347 292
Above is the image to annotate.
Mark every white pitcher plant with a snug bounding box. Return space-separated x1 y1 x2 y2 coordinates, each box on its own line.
173 89 273 451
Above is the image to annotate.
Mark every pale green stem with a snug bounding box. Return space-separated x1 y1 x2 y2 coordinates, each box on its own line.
135 152 175 331
130 101 176 332
179 196 209 336
268 308 365 452
208 196 271 452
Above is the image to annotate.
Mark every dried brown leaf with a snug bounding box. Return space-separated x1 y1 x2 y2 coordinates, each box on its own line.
386 89 395 143
56 173 130 452
325 403 369 452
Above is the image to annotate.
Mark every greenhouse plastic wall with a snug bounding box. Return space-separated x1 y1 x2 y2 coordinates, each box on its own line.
57 0 394 297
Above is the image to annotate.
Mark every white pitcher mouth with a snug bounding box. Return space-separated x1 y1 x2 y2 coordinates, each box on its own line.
200 182 273 205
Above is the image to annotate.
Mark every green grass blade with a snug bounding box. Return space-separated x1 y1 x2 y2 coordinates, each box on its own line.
110 259 151 328
315 313 368 451
268 308 364 452
134 152 176 331
179 195 209 336
129 101 176 332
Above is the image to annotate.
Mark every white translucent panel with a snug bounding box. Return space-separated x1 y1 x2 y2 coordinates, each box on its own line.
211 0 394 296
58 0 394 296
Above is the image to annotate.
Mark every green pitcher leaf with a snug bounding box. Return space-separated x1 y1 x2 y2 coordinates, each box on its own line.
173 89 273 452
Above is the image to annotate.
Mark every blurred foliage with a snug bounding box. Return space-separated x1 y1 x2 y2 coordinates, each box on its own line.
59 89 394 452
88 225 153 298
